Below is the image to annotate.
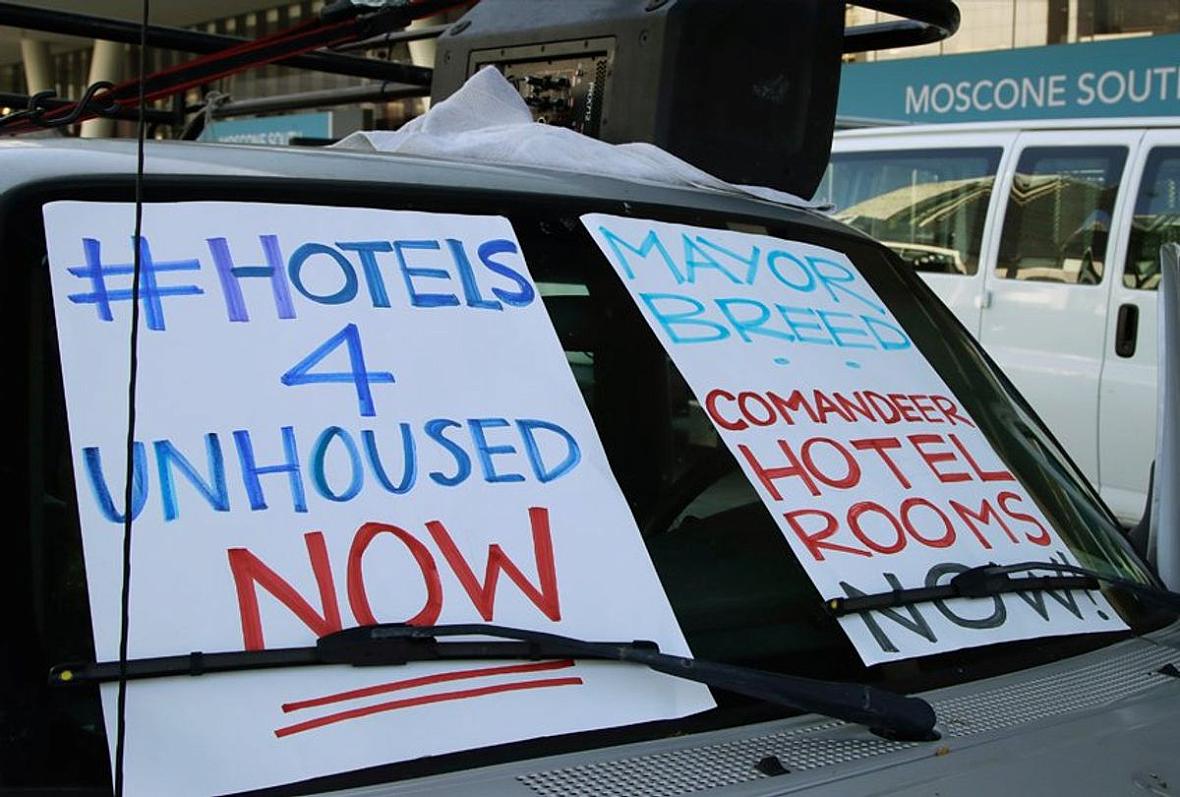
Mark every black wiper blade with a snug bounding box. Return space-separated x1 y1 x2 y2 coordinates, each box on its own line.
49 622 938 742
828 560 1180 617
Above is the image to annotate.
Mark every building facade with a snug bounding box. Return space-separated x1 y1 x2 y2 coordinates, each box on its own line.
848 1 1180 62
841 0 1180 124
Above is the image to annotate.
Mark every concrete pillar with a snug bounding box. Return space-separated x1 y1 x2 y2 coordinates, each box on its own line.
408 14 446 112
19 36 53 94
80 39 123 138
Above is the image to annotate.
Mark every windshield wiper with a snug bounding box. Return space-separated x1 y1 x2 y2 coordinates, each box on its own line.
49 622 938 742
828 561 1180 617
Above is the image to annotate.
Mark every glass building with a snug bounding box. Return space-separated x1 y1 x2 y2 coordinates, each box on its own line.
847 0 1180 63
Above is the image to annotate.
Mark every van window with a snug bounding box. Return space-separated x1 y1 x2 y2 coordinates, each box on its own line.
996 146 1127 285
818 148 1001 276
1125 147 1180 291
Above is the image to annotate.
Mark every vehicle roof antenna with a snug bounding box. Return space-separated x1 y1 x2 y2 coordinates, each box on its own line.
113 0 150 794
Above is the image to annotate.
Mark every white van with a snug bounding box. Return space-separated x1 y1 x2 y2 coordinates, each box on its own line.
821 119 1180 525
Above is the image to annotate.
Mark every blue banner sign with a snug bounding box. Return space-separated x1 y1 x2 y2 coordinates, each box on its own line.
201 111 333 145
839 33 1180 123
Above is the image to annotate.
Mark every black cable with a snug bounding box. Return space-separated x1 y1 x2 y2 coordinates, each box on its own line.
113 0 149 794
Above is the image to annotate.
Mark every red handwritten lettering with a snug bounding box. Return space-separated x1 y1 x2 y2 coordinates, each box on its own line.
738 440 820 499
347 522 442 626
784 508 870 561
426 506 562 622
228 531 342 651
908 433 972 483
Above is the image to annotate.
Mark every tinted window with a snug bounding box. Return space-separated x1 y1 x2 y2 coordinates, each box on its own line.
818 148 1001 276
1125 147 1180 291
996 146 1127 284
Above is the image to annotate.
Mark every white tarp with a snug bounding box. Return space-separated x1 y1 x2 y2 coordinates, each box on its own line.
334 66 814 209
582 213 1126 665
45 201 713 797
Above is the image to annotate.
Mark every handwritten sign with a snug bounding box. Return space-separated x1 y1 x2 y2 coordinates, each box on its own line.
582 213 1125 665
45 202 713 797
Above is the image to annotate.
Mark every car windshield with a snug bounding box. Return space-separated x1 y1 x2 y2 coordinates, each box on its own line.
3 178 1167 795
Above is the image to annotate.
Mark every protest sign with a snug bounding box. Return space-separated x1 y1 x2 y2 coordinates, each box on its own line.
581 213 1125 665
45 201 713 797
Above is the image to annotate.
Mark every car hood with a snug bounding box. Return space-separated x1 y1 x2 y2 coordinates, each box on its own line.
317 623 1180 796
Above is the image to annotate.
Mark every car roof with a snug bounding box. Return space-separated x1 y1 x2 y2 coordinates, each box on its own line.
0 137 840 230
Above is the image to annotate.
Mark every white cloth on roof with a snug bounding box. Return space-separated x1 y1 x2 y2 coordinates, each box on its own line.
333 66 815 209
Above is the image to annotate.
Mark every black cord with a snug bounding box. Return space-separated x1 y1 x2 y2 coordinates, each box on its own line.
113 0 149 794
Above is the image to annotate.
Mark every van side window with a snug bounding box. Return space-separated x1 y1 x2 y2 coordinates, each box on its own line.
1124 147 1180 291
996 146 1127 285
819 148 1001 276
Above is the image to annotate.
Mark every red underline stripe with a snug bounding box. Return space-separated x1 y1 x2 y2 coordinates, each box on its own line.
274 676 584 737
282 659 576 713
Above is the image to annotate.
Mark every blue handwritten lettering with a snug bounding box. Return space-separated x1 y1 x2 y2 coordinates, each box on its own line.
716 297 794 343
517 419 581 483
336 241 394 308
478 239 535 307
394 240 459 308
155 434 229 521
469 417 526 483
599 226 683 283
83 443 147 523
310 426 364 502
206 234 296 322
425 418 471 486
363 425 417 494
640 292 730 344
68 237 203 331
288 243 358 306
233 426 307 513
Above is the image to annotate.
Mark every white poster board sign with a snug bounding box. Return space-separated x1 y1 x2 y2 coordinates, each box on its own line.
45 201 713 797
581 213 1125 665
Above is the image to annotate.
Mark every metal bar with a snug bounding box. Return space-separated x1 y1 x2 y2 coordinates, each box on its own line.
50 622 940 742
0 91 174 124
0 1 433 86
333 22 450 53
210 82 426 118
50 647 322 685
827 576 1098 616
843 0 960 53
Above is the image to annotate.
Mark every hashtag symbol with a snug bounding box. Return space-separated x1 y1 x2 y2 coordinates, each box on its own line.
67 236 203 331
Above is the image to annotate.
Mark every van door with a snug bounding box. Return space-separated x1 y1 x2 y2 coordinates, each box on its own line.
979 130 1137 488
821 132 1010 337
1099 132 1180 523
